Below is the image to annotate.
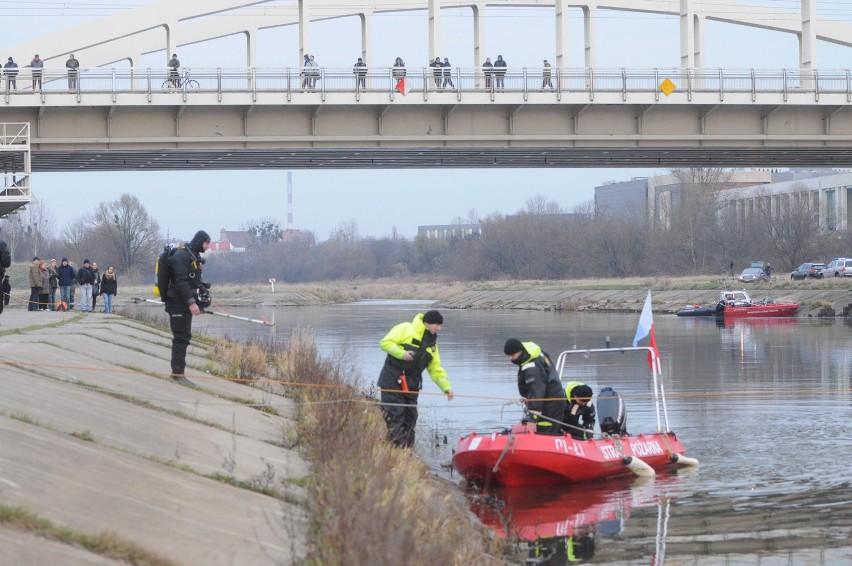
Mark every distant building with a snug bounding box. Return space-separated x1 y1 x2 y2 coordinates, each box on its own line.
209 229 251 253
281 229 315 245
417 223 482 240
595 171 773 227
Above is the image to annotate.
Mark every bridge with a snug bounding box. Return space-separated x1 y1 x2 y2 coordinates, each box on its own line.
2 0 852 215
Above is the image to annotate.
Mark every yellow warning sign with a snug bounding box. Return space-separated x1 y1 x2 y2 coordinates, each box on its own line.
659 78 676 96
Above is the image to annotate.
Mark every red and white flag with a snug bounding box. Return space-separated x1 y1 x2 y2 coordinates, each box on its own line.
632 290 662 374
395 78 411 96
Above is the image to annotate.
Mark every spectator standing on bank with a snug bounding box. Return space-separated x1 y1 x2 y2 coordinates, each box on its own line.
353 57 367 90
494 54 507 89
4 57 18 90
542 59 553 89
28 257 42 311
482 57 493 90
29 54 43 90
442 57 455 89
76 259 95 313
91 261 101 312
65 54 80 90
100 266 118 314
38 261 50 311
47 258 59 310
57 258 75 309
1 275 10 309
0 236 10 313
429 57 443 90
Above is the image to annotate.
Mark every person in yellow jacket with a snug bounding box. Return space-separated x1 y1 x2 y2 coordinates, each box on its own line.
564 382 596 439
377 310 454 447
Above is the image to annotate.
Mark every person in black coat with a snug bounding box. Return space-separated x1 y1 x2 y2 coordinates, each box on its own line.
504 338 566 434
161 230 211 385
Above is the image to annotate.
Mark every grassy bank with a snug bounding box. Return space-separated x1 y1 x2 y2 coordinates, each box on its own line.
198 328 512 565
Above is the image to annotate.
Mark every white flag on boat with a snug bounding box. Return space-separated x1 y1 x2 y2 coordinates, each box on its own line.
633 290 662 374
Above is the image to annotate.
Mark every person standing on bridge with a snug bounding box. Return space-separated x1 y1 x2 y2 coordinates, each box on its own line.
353 57 367 91
429 57 443 90
300 54 311 91
4 57 18 90
494 55 507 90
308 54 319 90
377 310 454 447
482 57 493 90
160 230 211 386
542 59 553 89
29 54 43 91
442 57 455 90
65 54 80 90
167 53 180 88
392 57 406 83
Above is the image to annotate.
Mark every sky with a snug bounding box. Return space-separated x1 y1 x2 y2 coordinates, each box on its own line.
4 0 852 241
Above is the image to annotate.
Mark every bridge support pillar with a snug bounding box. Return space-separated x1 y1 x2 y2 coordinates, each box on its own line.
583 6 596 69
298 0 311 63
555 0 569 69
360 12 372 67
472 4 484 71
245 30 256 69
680 0 694 68
428 0 441 59
800 0 816 69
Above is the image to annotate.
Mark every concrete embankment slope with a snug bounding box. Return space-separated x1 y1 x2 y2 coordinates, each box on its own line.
438 288 852 316
0 310 308 565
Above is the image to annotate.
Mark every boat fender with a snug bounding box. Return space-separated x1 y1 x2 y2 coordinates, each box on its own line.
623 456 655 477
669 453 700 467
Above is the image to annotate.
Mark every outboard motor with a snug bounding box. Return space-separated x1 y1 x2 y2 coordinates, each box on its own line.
597 387 628 436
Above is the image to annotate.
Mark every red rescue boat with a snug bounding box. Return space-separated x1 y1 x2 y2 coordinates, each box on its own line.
452 346 699 487
715 290 798 318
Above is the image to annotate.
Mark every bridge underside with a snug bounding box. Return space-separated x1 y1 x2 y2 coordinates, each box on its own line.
29 146 852 171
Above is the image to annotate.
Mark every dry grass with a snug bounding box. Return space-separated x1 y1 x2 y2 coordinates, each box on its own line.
275 329 511 566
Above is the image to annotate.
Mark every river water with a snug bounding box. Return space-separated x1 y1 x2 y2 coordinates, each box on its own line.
184 301 851 565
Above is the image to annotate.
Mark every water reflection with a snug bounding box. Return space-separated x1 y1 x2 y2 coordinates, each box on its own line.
471 476 674 565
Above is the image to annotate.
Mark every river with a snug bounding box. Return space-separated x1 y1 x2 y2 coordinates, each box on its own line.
187 301 852 565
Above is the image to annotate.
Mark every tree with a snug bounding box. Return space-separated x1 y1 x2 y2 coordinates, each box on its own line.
92 194 161 277
752 183 821 269
244 218 283 247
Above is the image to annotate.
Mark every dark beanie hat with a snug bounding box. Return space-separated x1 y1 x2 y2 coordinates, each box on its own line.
83 259 90 264
422 310 443 325
572 384 593 401
32 256 40 261
503 338 523 355
61 257 68 262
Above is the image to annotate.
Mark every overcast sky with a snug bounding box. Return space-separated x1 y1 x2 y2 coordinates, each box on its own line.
4 0 852 241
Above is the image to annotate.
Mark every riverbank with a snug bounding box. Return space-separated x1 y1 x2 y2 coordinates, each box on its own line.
0 309 309 565
103 276 852 317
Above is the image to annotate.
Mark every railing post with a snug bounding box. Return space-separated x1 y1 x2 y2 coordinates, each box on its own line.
250 67 256 102
783 69 788 102
523 67 528 101
111 68 116 103
654 68 659 102
555 67 561 101
750 68 756 102
846 69 850 103
217 68 222 102
588 68 594 102
814 69 819 103
423 68 428 102
718 68 723 102
456 67 461 101
146 67 152 102
686 68 691 102
320 68 326 102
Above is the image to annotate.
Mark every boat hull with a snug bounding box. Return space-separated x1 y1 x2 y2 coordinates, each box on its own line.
452 423 687 487
719 303 798 317
676 306 716 317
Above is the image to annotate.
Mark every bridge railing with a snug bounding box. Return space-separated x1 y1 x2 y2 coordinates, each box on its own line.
3 67 851 101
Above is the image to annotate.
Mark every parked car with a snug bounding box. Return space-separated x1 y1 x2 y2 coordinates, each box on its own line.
790 263 826 280
821 258 852 277
739 267 768 283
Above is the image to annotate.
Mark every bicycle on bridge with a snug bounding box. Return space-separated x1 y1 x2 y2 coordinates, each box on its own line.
162 70 199 91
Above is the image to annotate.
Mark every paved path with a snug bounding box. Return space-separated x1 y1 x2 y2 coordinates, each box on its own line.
0 309 308 565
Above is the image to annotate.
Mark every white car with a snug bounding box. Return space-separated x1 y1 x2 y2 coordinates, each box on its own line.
821 258 852 277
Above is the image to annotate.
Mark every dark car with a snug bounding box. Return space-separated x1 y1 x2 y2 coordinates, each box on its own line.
790 263 826 280
739 267 768 283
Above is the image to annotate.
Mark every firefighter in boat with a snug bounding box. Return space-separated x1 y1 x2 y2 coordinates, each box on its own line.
564 382 596 439
504 339 566 435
